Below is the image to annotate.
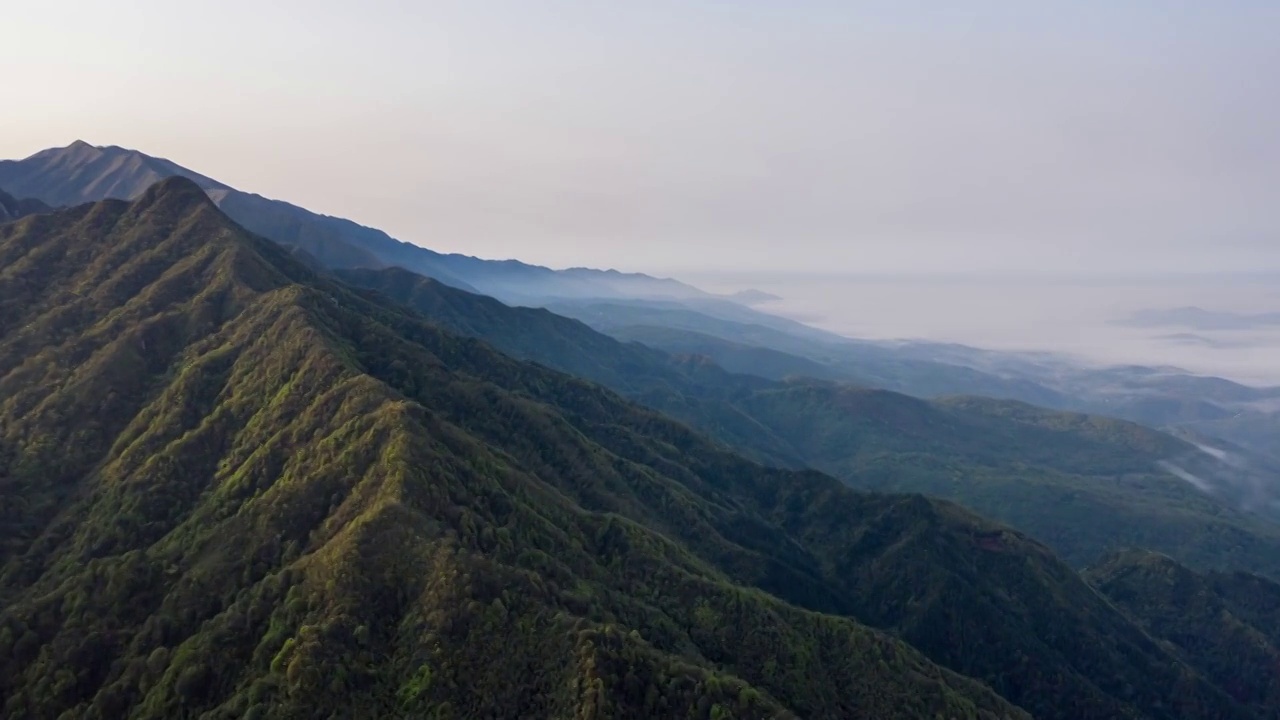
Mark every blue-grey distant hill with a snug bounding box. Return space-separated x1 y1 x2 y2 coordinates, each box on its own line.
0 141 716 303
1119 305 1280 330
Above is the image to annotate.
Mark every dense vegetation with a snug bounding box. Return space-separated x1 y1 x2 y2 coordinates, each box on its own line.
0 180 1018 719
344 267 1280 576
1087 551 1280 718
0 179 1260 718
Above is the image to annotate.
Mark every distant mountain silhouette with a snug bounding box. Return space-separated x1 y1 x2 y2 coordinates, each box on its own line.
0 142 714 303
0 140 228 207
725 288 783 305
0 187 50 222
1118 305 1280 330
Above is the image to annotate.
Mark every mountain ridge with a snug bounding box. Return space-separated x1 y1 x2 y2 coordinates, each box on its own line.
0 177 1259 719
13 140 1278 474
0 143 714 304
0 177 1028 719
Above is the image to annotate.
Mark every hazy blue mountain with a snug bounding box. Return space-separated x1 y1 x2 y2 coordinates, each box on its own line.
579 304 1280 464
548 296 856 349
0 140 229 206
0 142 714 304
605 323 1072 406
0 188 50 222
725 288 783 305
1119 305 1280 330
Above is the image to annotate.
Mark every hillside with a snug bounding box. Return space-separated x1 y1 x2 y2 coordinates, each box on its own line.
334 267 809 468
344 266 1280 576
1086 551 1280 718
0 180 1259 719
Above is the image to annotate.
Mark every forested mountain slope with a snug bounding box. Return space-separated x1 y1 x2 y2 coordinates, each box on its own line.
343 267 1280 576
0 179 1026 719
1087 551 1280 719
0 180 1257 719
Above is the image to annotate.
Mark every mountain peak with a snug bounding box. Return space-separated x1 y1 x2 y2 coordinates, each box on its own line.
57 138 101 156
1 142 227 207
24 139 103 164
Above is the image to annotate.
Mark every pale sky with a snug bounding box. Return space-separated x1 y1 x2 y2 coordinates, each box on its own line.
2 1 1278 275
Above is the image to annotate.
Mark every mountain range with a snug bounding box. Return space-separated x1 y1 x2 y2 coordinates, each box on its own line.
6 142 1279 473
3 143 1280 717
579 310 1280 466
0 175 1269 719
5 141 1278 553
0 141 718 304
